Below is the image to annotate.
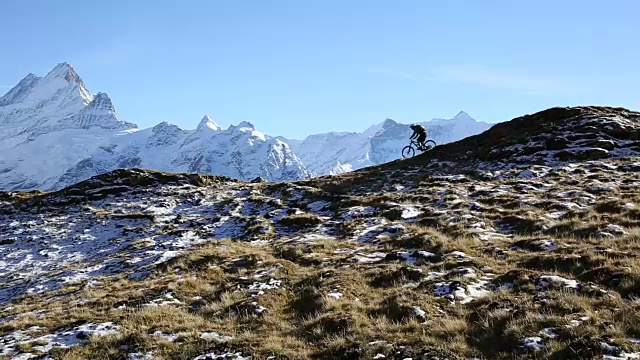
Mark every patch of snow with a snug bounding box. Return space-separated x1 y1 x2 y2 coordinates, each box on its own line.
539 328 559 339
248 278 282 293
557 202 588 211
342 206 376 220
521 337 545 351
603 353 640 360
352 252 387 263
200 331 233 342
398 204 421 221
536 239 559 251
368 340 388 346
536 276 579 290
0 322 120 356
566 316 590 328
128 353 154 360
252 302 267 314
445 251 468 258
142 292 183 307
425 271 446 281
412 306 426 319
601 342 620 353
434 280 490 304
152 331 180 342
396 250 435 265
597 231 616 239
544 211 566 220
193 352 250 360
463 280 491 303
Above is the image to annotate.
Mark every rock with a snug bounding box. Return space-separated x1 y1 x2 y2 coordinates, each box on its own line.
601 123 640 140
604 224 627 235
251 176 266 183
555 148 609 161
620 163 640 172
568 132 598 141
595 231 615 239
545 137 569 150
496 216 542 235
555 151 575 161
521 146 545 155
585 139 616 150
0 238 16 245
493 248 507 259
586 148 610 159
485 148 518 161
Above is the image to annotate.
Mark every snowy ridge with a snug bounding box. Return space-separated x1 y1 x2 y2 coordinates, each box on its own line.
53 119 311 189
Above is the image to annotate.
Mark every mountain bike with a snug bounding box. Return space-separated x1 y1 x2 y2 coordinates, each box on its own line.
401 139 436 159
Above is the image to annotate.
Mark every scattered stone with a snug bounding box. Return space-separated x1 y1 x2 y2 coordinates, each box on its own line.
605 224 627 235
412 306 426 319
521 337 545 351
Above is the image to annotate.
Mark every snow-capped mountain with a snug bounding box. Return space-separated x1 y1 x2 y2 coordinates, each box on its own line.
0 62 492 190
0 63 136 139
54 119 311 189
288 112 492 175
0 63 310 191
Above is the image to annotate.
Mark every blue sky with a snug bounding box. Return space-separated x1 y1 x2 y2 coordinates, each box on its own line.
1 0 639 139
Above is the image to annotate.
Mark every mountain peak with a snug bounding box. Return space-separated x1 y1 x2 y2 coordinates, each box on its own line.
197 115 221 131
229 121 255 131
45 62 84 85
382 118 398 128
453 111 473 121
87 92 115 112
0 62 92 108
0 73 41 106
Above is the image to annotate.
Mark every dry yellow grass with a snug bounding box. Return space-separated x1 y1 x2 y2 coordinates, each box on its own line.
3 147 640 359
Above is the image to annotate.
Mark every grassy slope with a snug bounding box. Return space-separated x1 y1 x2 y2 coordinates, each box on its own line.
1 107 640 359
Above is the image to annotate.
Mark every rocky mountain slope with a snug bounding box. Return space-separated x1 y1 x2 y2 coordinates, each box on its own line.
2 106 640 359
0 64 310 191
288 112 492 175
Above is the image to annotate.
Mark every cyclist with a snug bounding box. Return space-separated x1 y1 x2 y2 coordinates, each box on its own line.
409 124 428 150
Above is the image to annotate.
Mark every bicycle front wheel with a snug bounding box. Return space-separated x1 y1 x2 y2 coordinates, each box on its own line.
401 145 415 158
424 140 436 150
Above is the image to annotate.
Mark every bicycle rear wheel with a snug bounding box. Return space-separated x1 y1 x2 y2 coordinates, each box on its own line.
401 145 415 158
424 140 436 150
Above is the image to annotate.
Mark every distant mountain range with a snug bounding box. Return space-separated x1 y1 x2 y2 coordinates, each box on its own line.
284 112 492 175
0 63 493 190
